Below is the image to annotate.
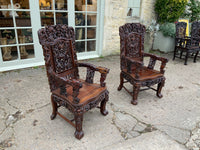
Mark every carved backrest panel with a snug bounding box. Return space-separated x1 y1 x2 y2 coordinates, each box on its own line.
38 24 79 91
119 23 145 70
51 38 75 74
191 21 200 46
126 32 141 58
175 22 187 38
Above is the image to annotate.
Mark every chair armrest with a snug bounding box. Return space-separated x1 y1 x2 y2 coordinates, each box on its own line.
143 53 168 74
48 68 82 104
124 56 143 79
78 62 109 87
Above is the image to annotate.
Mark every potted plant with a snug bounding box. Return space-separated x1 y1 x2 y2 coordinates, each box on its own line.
153 0 188 52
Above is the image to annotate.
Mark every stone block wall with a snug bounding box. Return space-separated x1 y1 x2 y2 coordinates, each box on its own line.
102 0 156 56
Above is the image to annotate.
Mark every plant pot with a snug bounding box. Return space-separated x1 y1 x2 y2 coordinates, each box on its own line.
153 31 175 53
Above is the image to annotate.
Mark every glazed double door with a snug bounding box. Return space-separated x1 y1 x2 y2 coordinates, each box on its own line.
0 0 103 71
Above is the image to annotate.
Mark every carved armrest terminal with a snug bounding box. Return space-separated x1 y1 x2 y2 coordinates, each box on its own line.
78 62 109 87
143 53 168 74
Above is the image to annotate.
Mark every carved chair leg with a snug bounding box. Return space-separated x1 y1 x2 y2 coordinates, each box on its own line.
100 92 109 116
184 51 189 65
157 79 165 98
131 83 140 105
74 110 84 140
194 51 199 63
173 47 177 60
180 51 183 59
50 95 58 120
118 72 124 91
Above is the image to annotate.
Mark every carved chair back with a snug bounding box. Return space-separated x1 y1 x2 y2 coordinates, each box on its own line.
175 22 187 39
119 23 146 70
190 21 200 46
38 24 79 91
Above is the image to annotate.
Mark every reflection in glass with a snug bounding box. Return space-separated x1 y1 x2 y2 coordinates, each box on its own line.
0 29 16 45
75 28 85 40
75 13 85 26
39 0 52 10
13 0 30 9
17 29 33 43
87 28 96 39
87 0 97 11
56 12 68 25
87 14 96 25
0 11 14 27
75 41 85 52
75 0 85 11
87 41 95 51
16 11 31 27
20 45 35 59
41 12 54 26
1 46 18 61
55 0 67 10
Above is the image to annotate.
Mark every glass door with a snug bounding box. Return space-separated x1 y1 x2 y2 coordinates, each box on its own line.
75 0 97 53
0 0 36 71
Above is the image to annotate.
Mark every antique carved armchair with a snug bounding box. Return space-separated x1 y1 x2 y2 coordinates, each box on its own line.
173 21 200 65
38 24 109 139
118 23 168 105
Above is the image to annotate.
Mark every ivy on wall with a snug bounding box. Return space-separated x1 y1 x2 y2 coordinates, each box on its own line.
155 0 188 23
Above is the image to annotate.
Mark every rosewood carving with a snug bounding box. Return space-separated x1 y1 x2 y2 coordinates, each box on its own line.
38 24 109 139
173 21 200 65
118 23 168 105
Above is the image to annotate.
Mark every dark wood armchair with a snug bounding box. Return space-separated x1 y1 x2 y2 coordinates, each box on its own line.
38 24 109 139
173 21 200 65
118 23 168 105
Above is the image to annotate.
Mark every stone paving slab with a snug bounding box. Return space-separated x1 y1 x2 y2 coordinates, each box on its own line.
0 54 200 150
103 131 187 150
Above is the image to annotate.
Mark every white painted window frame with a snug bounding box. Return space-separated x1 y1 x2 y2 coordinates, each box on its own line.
0 0 105 72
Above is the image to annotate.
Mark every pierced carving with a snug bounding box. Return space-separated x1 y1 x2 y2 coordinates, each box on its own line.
38 24 109 139
118 23 168 105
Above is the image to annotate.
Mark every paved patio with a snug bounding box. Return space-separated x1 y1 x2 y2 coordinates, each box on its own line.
0 53 200 150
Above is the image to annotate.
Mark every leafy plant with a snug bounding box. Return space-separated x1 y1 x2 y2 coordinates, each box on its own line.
183 0 200 22
155 0 188 23
159 23 176 37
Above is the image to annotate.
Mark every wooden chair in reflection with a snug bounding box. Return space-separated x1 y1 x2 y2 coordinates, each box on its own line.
38 24 109 139
118 23 168 105
173 21 200 65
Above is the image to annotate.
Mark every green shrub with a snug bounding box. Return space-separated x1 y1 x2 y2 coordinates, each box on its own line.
159 23 176 37
155 0 188 23
183 0 200 22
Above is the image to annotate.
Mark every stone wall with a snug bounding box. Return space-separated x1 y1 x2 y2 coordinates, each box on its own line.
102 0 156 56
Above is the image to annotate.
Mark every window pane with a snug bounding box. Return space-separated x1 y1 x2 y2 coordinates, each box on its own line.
0 29 16 45
56 12 68 25
75 13 85 26
87 14 96 25
20 45 34 59
41 12 54 26
55 0 67 10
0 2 10 9
128 0 140 7
75 28 85 40
132 8 140 17
87 41 95 51
1 46 18 61
87 28 96 39
16 11 31 27
87 0 97 11
75 0 85 11
39 0 53 10
0 11 14 27
75 41 85 52
17 29 33 44
13 0 30 9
